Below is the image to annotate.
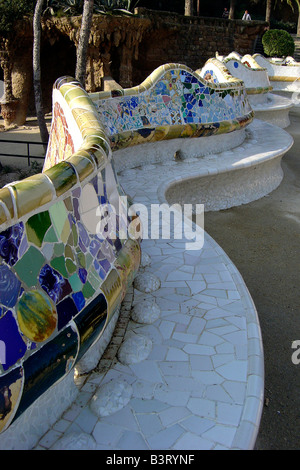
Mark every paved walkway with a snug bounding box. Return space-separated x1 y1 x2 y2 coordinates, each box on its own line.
31 122 271 451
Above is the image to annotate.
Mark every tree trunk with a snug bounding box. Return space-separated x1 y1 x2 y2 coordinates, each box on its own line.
33 0 49 146
196 0 200 16
229 0 236 19
265 0 272 23
298 6 300 36
0 52 14 103
184 0 193 16
75 0 94 87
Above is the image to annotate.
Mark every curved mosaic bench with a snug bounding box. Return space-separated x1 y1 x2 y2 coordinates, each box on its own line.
253 54 300 94
89 63 292 212
211 54 293 128
0 63 294 449
0 77 141 448
32 64 293 450
90 62 254 151
91 62 292 211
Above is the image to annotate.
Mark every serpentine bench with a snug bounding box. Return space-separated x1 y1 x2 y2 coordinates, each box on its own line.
253 54 300 96
0 63 293 449
211 53 293 128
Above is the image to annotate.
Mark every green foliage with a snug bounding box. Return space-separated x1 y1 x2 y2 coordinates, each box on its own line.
43 0 83 16
262 28 295 57
94 0 139 15
43 0 139 16
270 18 297 34
0 0 35 34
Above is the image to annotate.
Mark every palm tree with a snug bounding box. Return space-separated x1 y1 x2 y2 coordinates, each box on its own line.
75 0 94 87
33 0 49 145
184 0 193 16
229 0 236 19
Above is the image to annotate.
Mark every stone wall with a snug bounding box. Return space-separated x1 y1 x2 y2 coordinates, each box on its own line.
132 8 268 84
0 9 267 125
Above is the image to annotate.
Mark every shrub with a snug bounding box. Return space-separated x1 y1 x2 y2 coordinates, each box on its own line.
262 29 295 58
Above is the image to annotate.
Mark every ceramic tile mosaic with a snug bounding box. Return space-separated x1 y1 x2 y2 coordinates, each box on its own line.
215 54 272 95
90 63 253 151
198 58 241 87
211 53 293 129
45 101 76 170
0 77 141 434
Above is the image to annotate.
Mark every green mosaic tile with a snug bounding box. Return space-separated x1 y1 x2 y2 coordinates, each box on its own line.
72 224 78 246
14 246 45 288
77 252 86 268
45 161 77 197
44 226 58 243
54 243 65 256
68 273 83 292
50 256 69 278
82 281 95 299
85 252 93 269
65 245 74 260
66 258 76 275
49 201 69 240
26 211 52 248
67 232 74 247
64 197 73 212
88 269 101 290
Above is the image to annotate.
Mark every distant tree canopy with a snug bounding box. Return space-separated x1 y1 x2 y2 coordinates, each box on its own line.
0 0 297 36
0 0 35 34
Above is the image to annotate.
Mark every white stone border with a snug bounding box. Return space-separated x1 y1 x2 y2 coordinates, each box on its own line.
113 128 246 172
161 120 293 211
249 93 293 129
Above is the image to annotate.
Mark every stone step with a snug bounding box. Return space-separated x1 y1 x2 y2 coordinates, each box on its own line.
292 35 300 61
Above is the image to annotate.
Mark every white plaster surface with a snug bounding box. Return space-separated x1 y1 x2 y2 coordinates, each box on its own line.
113 128 246 172
248 93 292 129
224 59 270 90
90 379 133 417
254 54 300 79
164 120 293 211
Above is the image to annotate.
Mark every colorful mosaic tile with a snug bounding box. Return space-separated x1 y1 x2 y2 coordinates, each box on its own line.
218 54 272 95
0 77 141 433
90 63 253 150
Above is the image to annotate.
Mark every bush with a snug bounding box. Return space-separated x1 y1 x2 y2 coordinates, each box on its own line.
262 29 295 58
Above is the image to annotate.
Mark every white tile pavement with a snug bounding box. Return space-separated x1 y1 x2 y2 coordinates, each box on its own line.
33 122 275 451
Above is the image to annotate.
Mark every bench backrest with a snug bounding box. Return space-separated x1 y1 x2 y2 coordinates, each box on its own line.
90 63 253 151
0 77 140 434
